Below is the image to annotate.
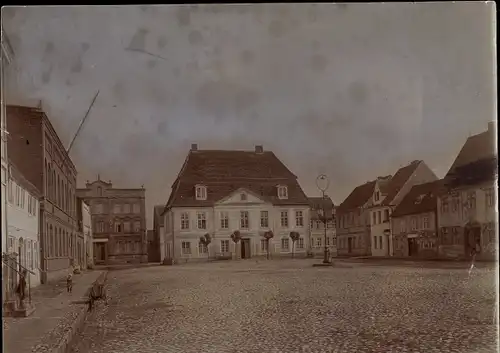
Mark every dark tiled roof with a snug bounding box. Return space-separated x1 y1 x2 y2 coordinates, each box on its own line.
9 160 42 199
391 180 443 218
308 196 335 220
378 177 392 195
446 130 496 178
338 180 376 213
443 157 498 190
167 149 309 207
381 161 422 206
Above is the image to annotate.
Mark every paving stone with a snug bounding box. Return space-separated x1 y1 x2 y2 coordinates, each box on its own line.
70 260 497 353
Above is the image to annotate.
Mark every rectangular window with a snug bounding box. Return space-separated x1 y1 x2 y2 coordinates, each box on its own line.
377 211 381 224
197 212 207 229
114 203 122 214
260 211 269 228
134 221 141 232
467 191 476 209
451 197 459 212
181 241 191 255
123 221 131 233
316 238 322 248
8 181 13 203
298 237 304 249
295 211 304 227
422 216 429 229
220 212 229 229
441 197 449 213
260 239 268 252
411 217 417 231
133 203 141 214
198 242 208 254
123 203 131 214
281 238 289 251
383 209 389 222
240 211 249 229
280 211 289 227
372 212 377 225
97 221 104 233
181 213 190 230
373 236 377 249
486 188 494 208
221 240 229 253
115 222 122 233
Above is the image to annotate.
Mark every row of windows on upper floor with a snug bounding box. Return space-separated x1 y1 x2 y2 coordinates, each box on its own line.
44 158 76 218
7 180 38 216
440 189 495 214
395 215 432 233
94 219 142 233
194 185 289 201
92 202 142 215
43 223 78 259
178 210 304 230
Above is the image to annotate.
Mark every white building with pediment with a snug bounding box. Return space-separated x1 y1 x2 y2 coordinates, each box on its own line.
161 144 311 263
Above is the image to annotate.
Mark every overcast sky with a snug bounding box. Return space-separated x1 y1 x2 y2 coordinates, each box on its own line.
2 3 495 226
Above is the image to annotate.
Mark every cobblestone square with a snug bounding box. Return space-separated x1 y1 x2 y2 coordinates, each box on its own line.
71 260 498 353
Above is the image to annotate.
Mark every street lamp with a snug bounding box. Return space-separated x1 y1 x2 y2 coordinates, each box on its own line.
316 174 330 264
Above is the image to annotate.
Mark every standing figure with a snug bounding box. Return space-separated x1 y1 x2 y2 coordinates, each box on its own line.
66 273 73 293
16 269 27 308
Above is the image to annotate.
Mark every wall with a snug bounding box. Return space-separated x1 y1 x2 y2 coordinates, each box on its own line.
369 206 392 257
6 178 41 287
168 201 310 262
310 219 337 256
336 207 371 256
392 211 438 258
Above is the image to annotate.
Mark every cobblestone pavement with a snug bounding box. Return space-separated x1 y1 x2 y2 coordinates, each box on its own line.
70 259 498 353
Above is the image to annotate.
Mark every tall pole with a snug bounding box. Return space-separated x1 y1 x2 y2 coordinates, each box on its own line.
67 90 100 154
322 190 329 264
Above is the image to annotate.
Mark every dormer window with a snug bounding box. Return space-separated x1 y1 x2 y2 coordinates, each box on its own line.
374 191 380 202
277 185 288 199
195 185 207 200
240 193 247 201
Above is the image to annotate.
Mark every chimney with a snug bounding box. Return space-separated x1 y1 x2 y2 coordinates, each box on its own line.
255 145 264 153
191 143 198 151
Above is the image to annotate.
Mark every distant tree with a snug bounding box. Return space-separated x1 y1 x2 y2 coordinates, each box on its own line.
289 231 300 259
199 233 212 262
230 230 242 259
263 231 274 260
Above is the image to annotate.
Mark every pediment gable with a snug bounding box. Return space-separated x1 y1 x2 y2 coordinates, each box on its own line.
216 187 270 205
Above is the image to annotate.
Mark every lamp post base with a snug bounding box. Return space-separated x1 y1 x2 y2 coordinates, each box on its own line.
322 249 331 264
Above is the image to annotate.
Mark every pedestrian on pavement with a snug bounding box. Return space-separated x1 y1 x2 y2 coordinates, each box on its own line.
16 269 27 308
468 242 480 276
67 272 73 293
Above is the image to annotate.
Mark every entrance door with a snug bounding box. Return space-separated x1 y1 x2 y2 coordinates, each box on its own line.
95 243 106 264
408 238 418 257
465 226 481 257
347 237 352 254
241 239 251 259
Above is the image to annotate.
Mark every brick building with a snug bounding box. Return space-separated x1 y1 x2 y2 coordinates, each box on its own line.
162 144 310 263
6 105 78 283
391 180 442 259
76 177 147 265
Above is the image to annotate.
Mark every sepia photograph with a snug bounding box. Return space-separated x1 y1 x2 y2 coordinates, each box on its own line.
1 3 498 353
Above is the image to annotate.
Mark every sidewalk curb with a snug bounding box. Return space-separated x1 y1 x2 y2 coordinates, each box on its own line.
52 271 108 353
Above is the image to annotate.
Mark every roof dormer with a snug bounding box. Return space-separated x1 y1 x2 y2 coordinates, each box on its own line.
277 185 288 200
195 184 207 200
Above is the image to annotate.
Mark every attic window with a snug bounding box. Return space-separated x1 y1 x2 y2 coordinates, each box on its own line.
374 191 380 202
240 193 247 201
414 195 425 204
277 185 288 199
195 185 207 200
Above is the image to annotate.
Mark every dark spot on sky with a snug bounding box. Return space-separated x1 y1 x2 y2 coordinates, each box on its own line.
81 42 90 52
349 81 369 104
268 20 286 38
147 60 157 69
71 57 83 73
188 30 203 46
139 5 149 12
310 54 328 73
41 65 53 84
157 121 168 135
308 6 319 23
44 42 54 54
176 7 191 27
157 36 167 49
128 28 149 52
65 79 72 86
240 50 255 66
